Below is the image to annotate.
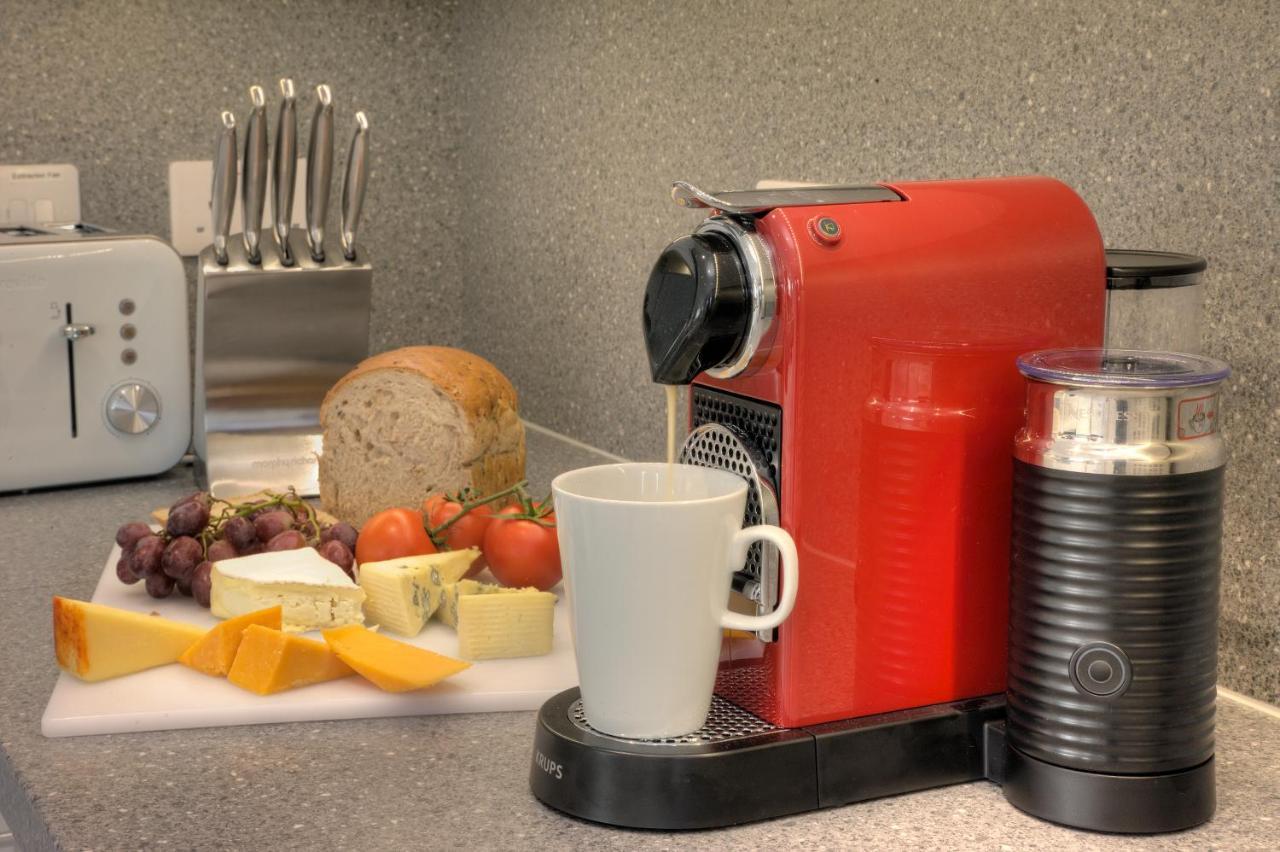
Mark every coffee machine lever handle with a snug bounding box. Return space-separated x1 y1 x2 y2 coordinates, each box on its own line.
671 180 901 215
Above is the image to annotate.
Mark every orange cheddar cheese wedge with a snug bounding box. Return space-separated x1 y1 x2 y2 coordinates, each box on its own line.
227 625 354 695
53 597 205 682
178 606 283 677
322 624 470 692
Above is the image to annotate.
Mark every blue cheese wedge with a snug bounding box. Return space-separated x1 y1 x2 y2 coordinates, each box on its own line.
210 548 366 633
357 549 477 637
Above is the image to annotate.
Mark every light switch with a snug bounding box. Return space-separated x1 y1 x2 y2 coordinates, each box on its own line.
168 159 307 257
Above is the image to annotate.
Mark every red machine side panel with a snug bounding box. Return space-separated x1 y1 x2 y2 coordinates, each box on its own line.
709 177 1106 727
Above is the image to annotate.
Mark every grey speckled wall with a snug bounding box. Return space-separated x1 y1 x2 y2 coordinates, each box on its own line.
455 0 1278 702
0 0 461 353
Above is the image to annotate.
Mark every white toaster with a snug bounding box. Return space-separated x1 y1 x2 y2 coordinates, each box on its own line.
0 225 191 491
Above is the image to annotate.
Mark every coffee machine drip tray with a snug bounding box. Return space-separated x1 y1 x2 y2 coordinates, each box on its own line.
530 688 1005 830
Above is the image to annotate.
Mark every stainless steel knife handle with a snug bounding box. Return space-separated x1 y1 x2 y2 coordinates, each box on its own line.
340 111 369 261
305 84 334 262
210 111 238 265
272 78 298 265
241 85 268 264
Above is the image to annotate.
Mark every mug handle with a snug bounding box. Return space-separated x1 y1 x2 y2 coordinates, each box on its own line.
719 525 799 632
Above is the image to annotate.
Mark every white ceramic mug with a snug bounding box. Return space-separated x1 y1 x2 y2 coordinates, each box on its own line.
552 462 799 739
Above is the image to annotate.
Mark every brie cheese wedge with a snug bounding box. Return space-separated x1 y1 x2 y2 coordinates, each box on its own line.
210 548 366 632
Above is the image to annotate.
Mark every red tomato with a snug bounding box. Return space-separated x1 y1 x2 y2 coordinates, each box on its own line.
482 506 562 591
425 498 494 578
355 507 436 565
421 494 448 520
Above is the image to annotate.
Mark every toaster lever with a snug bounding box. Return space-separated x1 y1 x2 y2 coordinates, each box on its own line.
61 323 95 340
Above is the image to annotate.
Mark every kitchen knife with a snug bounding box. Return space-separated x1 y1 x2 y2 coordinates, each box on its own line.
272 78 298 265
241 85 268 264
305 84 334 262
340 111 369 261
210 111 237 265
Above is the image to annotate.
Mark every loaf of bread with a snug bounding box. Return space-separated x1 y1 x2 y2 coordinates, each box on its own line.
319 346 526 527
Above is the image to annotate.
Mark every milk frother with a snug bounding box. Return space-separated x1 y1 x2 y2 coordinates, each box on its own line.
1003 348 1229 833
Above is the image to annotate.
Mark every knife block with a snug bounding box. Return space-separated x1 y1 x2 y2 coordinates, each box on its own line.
194 226 371 498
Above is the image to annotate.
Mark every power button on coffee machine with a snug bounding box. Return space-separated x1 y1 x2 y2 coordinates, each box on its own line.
1069 642 1132 698
808 216 841 246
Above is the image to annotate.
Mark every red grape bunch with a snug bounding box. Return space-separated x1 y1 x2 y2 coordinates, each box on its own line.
114 489 359 609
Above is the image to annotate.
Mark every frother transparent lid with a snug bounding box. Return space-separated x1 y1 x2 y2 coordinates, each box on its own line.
1018 348 1231 388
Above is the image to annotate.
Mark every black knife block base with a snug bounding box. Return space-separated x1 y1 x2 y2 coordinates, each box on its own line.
1000 740 1215 834
529 688 1005 830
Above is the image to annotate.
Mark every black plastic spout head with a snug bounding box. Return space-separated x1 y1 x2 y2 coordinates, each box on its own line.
643 232 750 385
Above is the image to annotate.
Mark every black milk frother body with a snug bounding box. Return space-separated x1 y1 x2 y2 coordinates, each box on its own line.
1004 348 1230 833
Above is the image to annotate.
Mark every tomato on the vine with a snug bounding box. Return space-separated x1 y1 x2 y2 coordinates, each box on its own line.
355 507 436 565
423 493 494 578
421 494 448 521
482 505 562 591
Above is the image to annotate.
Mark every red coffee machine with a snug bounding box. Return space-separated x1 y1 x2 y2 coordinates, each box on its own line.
532 177 1106 829
649 177 1105 727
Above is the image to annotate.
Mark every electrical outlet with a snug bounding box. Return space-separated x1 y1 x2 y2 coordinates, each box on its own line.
167 159 307 257
0 163 81 225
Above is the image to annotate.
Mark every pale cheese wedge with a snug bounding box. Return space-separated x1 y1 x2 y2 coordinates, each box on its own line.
436 579 522 628
433 580 556 660
53 597 204 682
457 589 556 660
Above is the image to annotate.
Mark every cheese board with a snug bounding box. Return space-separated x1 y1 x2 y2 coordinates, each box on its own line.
41 544 579 737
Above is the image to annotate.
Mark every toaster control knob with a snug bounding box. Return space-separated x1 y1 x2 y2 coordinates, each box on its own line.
105 382 160 435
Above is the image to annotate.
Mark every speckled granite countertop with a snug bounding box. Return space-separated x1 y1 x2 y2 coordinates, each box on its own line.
2 427 1278 850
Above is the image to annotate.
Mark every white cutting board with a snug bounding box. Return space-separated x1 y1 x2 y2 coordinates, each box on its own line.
42 545 579 737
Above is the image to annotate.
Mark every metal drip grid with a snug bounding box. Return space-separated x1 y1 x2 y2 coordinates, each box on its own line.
568 695 778 746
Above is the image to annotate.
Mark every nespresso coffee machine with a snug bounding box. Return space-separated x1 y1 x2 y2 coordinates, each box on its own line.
531 177 1220 833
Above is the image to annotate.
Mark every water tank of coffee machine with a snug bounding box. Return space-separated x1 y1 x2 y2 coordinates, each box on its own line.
1104 250 1206 353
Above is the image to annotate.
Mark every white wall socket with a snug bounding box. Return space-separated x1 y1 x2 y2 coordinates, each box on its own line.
0 163 81 225
168 159 307 257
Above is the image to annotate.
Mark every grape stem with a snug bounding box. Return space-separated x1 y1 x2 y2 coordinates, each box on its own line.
201 488 325 555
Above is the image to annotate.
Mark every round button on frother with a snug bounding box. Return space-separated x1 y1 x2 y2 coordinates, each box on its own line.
1069 642 1132 697
1088 660 1113 683
105 382 160 435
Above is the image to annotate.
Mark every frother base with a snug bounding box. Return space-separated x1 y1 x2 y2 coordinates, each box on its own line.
1001 743 1216 834
529 687 1004 830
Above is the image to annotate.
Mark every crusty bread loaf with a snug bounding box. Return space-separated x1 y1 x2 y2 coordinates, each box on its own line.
319 347 526 527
